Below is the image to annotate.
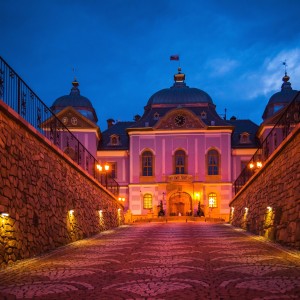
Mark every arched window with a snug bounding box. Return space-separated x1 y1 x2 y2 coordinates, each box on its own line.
141 150 153 176
207 149 219 175
208 192 217 208
143 193 153 209
175 150 186 174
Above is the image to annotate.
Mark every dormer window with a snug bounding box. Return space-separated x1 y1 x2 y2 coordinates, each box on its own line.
201 111 207 119
240 132 250 144
153 112 160 120
109 134 120 146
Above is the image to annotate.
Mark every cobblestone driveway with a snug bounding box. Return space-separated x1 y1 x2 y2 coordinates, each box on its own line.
0 222 299 299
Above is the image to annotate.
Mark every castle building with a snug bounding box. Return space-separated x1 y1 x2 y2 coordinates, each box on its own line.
51 68 296 221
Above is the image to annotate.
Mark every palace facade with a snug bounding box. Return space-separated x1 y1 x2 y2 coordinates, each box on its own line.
50 68 297 221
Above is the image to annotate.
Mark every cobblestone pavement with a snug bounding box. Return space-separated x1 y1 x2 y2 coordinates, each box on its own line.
0 222 300 300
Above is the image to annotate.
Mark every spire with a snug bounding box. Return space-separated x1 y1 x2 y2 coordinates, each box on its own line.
174 67 185 83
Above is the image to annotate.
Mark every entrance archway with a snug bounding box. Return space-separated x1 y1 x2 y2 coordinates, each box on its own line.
169 192 192 216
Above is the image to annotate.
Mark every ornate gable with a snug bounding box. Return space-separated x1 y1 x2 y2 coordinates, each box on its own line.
155 109 206 130
43 106 99 130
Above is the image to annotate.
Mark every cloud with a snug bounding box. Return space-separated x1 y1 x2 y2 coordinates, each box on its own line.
241 48 300 99
207 58 239 77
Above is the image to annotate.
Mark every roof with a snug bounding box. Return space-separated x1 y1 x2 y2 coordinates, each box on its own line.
147 68 214 106
227 119 259 148
98 121 134 150
51 80 98 123
147 83 214 106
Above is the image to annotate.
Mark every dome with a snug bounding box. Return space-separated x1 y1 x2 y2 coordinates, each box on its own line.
51 80 98 123
147 68 214 106
262 73 298 120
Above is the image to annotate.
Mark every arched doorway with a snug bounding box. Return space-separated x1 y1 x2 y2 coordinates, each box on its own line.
169 192 192 216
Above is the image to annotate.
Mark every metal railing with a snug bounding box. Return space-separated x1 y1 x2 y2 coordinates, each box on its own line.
234 92 300 194
0 56 119 196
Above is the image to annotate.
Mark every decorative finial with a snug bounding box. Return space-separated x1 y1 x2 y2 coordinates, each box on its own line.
72 67 79 87
174 67 185 82
72 79 79 87
70 67 80 95
282 60 290 82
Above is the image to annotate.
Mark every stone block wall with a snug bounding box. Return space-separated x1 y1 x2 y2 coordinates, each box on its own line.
0 101 123 268
230 124 300 249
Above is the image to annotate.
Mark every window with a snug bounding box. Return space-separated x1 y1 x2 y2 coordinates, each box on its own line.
241 161 248 172
207 149 219 175
240 132 250 144
274 104 284 113
208 193 217 208
153 112 160 120
109 162 117 179
201 111 207 119
142 150 153 176
175 150 186 174
143 193 153 209
109 134 120 146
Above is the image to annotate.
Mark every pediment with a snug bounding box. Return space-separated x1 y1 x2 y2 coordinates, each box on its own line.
42 106 99 130
155 108 207 130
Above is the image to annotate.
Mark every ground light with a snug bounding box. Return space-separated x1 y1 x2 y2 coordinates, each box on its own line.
117 208 122 226
264 206 274 239
99 209 105 230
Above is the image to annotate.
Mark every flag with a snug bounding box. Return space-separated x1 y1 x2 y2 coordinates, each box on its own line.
170 55 179 61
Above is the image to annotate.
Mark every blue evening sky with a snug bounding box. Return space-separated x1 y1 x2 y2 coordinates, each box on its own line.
1 0 300 130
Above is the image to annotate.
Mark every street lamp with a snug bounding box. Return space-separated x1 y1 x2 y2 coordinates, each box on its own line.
249 161 263 171
104 164 110 189
96 163 110 189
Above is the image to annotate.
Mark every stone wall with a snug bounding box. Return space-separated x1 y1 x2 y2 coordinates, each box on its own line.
0 101 124 268
229 124 300 249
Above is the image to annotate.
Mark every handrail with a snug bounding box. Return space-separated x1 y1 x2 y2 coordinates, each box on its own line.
0 56 119 196
233 92 300 194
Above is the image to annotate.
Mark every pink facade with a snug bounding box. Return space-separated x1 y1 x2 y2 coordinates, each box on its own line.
52 71 297 221
95 70 259 221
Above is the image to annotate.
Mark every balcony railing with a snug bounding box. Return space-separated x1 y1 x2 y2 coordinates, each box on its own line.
0 56 119 196
234 92 300 194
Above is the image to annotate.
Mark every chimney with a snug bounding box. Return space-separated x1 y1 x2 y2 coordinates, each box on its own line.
107 118 115 128
134 114 141 122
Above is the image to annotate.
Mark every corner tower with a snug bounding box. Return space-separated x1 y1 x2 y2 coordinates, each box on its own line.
51 79 100 158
